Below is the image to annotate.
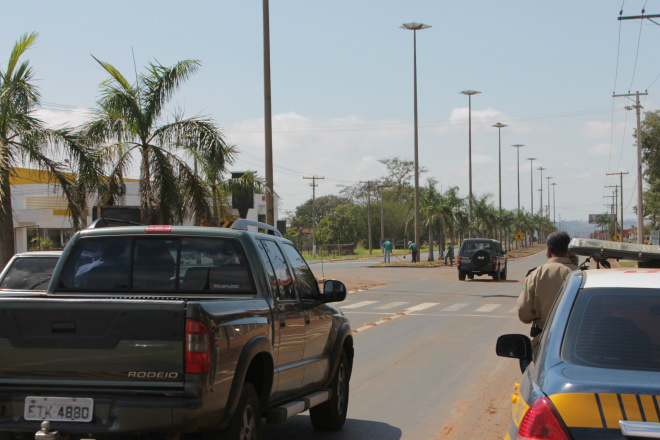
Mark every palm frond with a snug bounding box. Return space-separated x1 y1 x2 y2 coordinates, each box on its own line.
92 56 132 91
142 59 200 123
4 33 38 82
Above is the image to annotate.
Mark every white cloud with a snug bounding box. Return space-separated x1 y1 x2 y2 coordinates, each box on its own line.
581 121 611 138
588 143 615 157
33 108 93 129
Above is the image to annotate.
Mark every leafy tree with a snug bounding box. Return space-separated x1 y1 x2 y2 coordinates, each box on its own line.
0 33 100 266
289 195 350 229
82 56 228 225
316 205 362 246
640 110 660 224
377 156 426 204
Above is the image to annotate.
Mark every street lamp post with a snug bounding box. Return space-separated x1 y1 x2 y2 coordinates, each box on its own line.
461 90 481 236
511 144 525 213
526 157 536 215
537 167 546 216
492 123 508 213
546 176 552 218
551 182 557 226
401 22 431 249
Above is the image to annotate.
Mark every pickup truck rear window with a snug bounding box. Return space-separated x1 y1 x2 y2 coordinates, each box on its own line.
57 236 255 294
0 256 59 290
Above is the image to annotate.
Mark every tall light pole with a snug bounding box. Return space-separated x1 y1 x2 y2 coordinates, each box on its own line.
461 90 481 236
551 182 557 226
526 157 536 214
492 123 508 213
546 176 552 218
537 167 546 216
402 22 431 248
511 144 525 213
263 0 275 225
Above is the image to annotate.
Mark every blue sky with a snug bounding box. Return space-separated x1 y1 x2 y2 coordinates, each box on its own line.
3 1 660 227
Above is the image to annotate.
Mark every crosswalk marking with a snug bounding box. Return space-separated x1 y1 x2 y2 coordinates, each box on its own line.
376 301 409 310
474 304 501 313
341 300 379 309
441 303 469 312
405 302 438 312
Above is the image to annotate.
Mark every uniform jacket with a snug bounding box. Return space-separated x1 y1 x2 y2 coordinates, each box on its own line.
518 256 578 345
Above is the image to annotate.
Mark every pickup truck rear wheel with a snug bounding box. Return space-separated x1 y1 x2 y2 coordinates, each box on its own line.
458 271 466 281
310 350 349 431
225 382 262 440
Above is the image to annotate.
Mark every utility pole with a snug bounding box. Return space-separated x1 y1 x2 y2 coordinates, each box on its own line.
606 186 619 237
613 91 647 243
303 176 324 258
607 171 628 240
360 181 374 255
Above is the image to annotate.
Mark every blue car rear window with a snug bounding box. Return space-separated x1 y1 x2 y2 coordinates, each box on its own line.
562 288 660 371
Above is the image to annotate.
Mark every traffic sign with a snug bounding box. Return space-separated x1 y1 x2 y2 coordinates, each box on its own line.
514 232 525 242
613 233 621 242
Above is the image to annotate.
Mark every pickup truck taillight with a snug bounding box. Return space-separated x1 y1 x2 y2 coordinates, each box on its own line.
493 257 497 266
185 319 211 373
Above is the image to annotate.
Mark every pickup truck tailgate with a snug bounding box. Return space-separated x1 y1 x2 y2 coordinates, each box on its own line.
0 297 185 387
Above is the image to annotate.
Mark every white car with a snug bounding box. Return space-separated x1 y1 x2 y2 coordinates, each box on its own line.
0 251 62 292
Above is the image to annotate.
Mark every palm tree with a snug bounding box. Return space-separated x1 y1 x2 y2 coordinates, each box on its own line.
471 194 498 238
190 144 271 225
436 186 462 253
82 56 229 225
419 179 443 260
0 33 100 266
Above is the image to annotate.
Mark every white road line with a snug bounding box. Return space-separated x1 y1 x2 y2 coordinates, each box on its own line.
441 303 469 312
509 306 518 314
341 300 379 309
405 302 439 312
375 301 409 310
474 304 501 313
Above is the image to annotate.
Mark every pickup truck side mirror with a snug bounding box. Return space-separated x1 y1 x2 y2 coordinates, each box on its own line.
323 280 347 303
496 334 532 373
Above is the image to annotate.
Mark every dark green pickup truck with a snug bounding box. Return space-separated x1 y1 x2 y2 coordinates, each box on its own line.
0 220 353 440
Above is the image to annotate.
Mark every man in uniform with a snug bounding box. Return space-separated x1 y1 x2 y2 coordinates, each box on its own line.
517 231 578 347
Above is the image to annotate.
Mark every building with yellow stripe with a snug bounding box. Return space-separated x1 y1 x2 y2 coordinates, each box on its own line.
8 168 275 253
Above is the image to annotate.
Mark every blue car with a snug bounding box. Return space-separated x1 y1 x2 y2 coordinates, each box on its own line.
497 268 660 440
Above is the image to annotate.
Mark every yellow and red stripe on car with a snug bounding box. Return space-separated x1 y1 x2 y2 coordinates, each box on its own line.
504 391 660 439
550 392 660 429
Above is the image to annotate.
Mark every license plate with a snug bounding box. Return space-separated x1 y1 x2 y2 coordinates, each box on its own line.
24 396 93 422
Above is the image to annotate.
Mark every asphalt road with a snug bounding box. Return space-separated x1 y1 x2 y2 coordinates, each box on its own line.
264 251 547 439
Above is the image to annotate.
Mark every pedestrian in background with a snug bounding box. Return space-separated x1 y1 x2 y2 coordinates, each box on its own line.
444 242 454 266
383 240 392 263
408 241 418 263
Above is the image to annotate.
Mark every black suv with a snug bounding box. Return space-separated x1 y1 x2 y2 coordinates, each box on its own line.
457 238 507 281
